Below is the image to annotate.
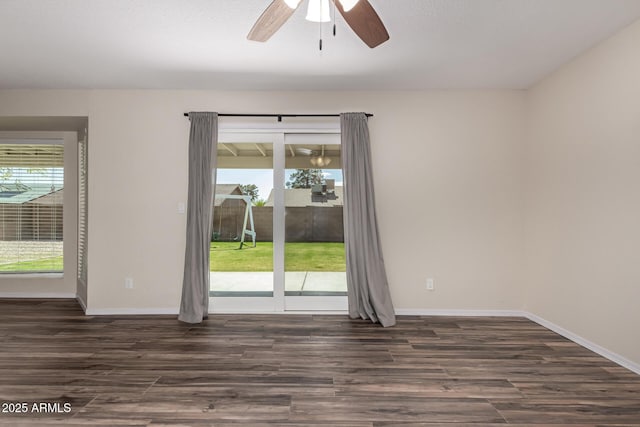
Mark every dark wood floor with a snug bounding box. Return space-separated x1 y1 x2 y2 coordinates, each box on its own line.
0 299 639 426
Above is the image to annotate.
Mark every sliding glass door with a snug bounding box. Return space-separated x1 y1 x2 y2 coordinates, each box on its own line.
210 131 346 312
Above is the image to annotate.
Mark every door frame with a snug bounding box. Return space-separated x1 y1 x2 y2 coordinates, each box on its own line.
210 128 347 313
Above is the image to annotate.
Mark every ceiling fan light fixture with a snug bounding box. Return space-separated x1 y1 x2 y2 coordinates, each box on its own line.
247 0 389 49
306 0 331 22
310 146 332 167
283 0 302 9
310 155 331 167
339 0 360 12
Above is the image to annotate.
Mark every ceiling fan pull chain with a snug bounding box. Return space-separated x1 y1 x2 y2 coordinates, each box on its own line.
319 4 323 51
333 0 337 36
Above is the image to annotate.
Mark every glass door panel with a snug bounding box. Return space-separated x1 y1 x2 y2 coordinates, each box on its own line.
210 142 274 298
284 137 347 310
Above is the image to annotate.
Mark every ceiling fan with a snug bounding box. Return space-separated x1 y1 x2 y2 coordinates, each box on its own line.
295 146 332 167
247 0 389 49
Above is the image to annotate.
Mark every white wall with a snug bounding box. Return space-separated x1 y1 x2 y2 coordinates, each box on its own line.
525 19 640 365
0 89 526 313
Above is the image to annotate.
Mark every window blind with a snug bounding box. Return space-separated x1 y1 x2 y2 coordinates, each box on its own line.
0 143 64 273
77 138 88 284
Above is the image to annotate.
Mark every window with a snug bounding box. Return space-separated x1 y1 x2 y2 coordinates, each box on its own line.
0 143 64 273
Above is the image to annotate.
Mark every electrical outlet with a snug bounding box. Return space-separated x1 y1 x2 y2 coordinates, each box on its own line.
125 277 134 289
426 278 434 291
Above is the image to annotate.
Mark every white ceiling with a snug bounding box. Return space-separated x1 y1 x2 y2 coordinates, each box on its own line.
1 0 640 90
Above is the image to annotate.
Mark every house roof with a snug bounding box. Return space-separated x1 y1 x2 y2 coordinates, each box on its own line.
29 189 64 206
214 184 243 207
265 187 343 208
0 184 64 205
215 184 243 196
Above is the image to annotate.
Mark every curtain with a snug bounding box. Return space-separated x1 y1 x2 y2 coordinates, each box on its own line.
178 112 218 323
340 112 396 327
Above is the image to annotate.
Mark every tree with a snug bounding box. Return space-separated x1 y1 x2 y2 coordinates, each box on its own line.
0 168 12 182
240 184 259 202
286 169 324 189
0 167 43 191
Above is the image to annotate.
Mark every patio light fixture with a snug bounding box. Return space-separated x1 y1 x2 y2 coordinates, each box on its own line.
310 145 332 167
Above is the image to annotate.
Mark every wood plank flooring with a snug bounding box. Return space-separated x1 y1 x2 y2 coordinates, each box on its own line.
1 298 639 426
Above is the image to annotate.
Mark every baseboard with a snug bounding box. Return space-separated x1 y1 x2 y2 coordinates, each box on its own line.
76 295 87 313
210 309 349 315
525 312 640 376
85 307 179 315
395 309 525 317
0 292 77 299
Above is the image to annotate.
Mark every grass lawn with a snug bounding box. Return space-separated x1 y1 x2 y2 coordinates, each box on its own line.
0 243 346 273
0 257 63 272
210 241 345 272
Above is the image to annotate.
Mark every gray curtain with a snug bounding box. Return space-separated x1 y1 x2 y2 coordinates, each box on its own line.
340 112 396 327
178 112 218 323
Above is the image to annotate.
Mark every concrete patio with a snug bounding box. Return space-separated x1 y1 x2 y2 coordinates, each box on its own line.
210 271 347 296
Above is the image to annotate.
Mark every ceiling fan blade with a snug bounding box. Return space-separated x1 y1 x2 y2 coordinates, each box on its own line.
248 0 299 42
335 0 389 48
295 147 313 155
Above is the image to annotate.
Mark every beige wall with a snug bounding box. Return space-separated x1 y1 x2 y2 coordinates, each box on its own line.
525 19 640 364
0 89 526 312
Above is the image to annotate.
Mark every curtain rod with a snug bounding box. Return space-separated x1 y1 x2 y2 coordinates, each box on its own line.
182 113 373 122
